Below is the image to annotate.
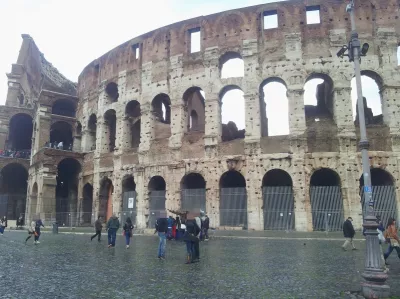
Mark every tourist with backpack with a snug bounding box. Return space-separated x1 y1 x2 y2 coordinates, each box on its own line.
200 211 210 241
34 218 45 244
384 217 400 264
184 217 201 264
155 217 168 259
123 217 134 249
25 219 36 244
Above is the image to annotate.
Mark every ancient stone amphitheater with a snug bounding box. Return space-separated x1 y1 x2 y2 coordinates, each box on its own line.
1 0 399 231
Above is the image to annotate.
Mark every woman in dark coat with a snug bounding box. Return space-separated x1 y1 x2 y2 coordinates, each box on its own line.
123 217 134 249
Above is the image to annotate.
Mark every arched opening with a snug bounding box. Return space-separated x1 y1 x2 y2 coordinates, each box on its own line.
360 168 397 226
183 87 205 132
52 99 76 117
219 171 247 228
121 175 137 225
148 176 166 228
104 110 117 152
30 183 38 219
56 158 81 226
105 82 119 102
87 114 97 151
262 169 294 230
351 73 383 125
152 94 171 140
99 178 114 221
310 168 344 231
259 78 289 137
181 173 206 215
220 86 245 142
220 52 244 79
50 121 73 150
8 113 33 151
304 74 334 123
0 163 28 220
74 122 82 152
82 183 93 225
125 101 141 149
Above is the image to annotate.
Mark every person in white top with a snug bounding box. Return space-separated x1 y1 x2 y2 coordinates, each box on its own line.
57 141 63 150
25 220 36 244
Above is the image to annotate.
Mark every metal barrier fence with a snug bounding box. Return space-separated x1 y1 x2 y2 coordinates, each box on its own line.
220 188 247 228
181 188 206 214
310 186 344 231
262 186 295 231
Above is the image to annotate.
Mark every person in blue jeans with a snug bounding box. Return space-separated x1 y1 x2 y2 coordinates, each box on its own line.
123 217 134 249
155 217 168 259
34 218 45 244
107 214 120 248
0 216 7 235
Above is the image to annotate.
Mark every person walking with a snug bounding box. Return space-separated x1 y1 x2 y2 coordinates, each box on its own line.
184 218 201 264
167 216 174 240
0 216 7 235
123 217 134 249
25 219 36 244
106 214 120 248
34 218 45 244
91 216 103 242
200 211 210 241
155 217 168 259
384 217 400 263
342 217 357 251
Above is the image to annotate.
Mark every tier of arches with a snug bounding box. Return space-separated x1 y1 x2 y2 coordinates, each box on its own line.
49 166 399 230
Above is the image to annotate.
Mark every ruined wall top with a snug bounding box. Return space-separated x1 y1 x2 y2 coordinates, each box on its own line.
77 0 399 96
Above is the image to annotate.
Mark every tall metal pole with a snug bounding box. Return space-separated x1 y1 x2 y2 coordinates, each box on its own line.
347 1 390 297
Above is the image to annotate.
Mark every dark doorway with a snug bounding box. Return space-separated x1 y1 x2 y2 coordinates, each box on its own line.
50 121 73 149
99 178 113 221
121 176 137 225
56 158 81 226
52 99 76 117
148 176 166 228
219 171 247 228
310 168 344 231
262 169 295 230
88 114 97 151
104 110 116 152
181 173 206 215
8 114 33 150
0 163 28 220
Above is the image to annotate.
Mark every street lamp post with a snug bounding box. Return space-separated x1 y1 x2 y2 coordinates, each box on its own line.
337 1 390 297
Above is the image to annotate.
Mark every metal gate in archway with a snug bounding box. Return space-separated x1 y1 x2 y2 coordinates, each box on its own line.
361 186 398 227
263 186 295 230
148 191 166 228
181 188 206 214
220 187 247 227
310 186 344 231
121 191 137 225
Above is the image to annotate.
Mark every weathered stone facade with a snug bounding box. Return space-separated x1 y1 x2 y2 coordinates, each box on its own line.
2 0 400 231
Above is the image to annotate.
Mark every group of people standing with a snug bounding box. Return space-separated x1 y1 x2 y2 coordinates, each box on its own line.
342 216 400 267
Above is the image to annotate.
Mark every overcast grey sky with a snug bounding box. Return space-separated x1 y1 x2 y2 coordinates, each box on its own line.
0 0 391 136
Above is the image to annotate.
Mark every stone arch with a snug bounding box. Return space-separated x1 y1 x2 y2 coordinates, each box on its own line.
0 163 28 220
309 168 344 231
148 176 166 228
82 183 93 224
50 121 73 150
181 173 206 214
259 77 289 137
262 169 294 230
359 168 397 226
219 51 244 79
183 87 205 132
52 99 76 117
152 93 171 124
219 170 247 228
56 158 81 226
8 113 33 151
99 177 114 221
304 73 334 120
219 85 245 142
105 82 119 102
104 109 117 152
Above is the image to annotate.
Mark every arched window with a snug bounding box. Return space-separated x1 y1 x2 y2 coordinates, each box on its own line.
152 94 171 124
87 114 97 151
104 110 117 152
125 101 141 148
304 74 334 123
8 113 33 150
50 121 73 150
220 86 245 142
183 87 205 132
220 52 244 79
105 82 119 102
52 99 76 117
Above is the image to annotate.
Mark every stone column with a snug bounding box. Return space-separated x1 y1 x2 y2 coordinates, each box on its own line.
292 157 310 232
244 92 261 142
39 176 57 223
204 97 221 158
169 103 186 150
95 118 108 154
135 170 147 229
246 164 263 230
206 176 220 228
33 109 51 154
287 87 306 136
119 116 132 151
381 86 400 151
138 103 153 153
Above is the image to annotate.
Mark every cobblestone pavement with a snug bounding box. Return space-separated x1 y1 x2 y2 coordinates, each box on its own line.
0 232 399 299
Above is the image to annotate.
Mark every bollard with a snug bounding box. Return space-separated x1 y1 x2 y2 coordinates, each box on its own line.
52 222 58 234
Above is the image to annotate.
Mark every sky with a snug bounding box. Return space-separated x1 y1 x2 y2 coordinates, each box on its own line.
0 0 396 136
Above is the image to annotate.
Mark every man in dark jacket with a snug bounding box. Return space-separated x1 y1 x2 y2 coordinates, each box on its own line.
155 217 168 259
91 216 103 242
184 219 201 263
107 214 120 248
342 217 357 251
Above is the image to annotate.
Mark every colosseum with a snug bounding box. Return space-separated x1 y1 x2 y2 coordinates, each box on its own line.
1 0 399 231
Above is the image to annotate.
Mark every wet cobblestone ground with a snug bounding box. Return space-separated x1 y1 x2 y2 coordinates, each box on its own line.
0 231 399 299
